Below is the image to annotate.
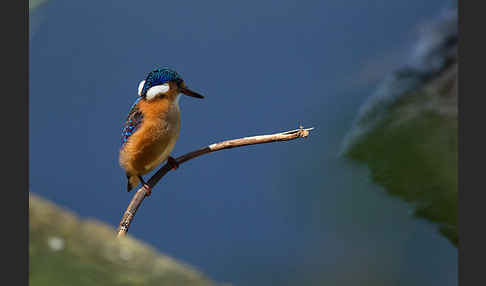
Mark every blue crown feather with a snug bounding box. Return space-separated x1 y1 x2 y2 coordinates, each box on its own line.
141 68 183 97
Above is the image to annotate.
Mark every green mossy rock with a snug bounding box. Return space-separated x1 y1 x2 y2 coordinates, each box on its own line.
29 194 230 286
345 64 457 246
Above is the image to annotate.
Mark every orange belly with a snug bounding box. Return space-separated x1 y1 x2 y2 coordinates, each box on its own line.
120 104 180 176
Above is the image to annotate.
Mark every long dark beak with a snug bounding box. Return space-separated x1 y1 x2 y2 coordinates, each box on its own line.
181 87 204 99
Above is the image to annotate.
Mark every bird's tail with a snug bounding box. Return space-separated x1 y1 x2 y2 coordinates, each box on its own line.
126 174 140 192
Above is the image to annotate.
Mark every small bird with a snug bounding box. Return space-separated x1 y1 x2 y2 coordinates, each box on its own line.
119 68 204 195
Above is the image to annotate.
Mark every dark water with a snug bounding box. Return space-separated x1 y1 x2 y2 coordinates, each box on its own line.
30 1 457 285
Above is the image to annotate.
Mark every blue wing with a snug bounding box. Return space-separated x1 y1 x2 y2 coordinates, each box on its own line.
121 97 143 145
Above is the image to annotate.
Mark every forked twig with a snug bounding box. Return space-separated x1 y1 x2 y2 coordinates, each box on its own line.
117 126 314 237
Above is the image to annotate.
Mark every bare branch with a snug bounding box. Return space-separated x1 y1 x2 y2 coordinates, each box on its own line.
117 126 314 238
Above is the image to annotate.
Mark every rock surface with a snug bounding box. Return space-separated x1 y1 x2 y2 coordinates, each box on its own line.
343 5 457 246
29 194 229 286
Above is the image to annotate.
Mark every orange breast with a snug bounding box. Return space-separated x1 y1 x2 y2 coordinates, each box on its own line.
119 97 180 176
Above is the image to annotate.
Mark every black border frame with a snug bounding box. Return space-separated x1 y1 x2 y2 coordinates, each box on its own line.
4 0 28 284
459 0 483 285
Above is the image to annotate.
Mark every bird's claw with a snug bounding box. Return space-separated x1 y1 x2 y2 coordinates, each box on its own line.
168 156 179 170
142 183 152 196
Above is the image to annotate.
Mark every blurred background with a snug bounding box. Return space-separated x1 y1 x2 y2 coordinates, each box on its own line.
29 0 457 285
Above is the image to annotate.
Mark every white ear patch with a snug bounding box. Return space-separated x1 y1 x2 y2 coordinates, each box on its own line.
146 83 170 100
138 80 146 96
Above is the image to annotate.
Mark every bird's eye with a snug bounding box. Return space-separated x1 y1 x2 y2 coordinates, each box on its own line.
145 83 170 100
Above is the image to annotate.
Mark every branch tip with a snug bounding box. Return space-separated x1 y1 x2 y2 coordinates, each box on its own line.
282 126 315 137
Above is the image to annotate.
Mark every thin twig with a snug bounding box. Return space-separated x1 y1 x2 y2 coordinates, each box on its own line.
117 126 314 237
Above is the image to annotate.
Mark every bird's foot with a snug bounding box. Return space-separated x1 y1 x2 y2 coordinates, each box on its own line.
142 183 152 197
138 175 152 197
168 156 179 170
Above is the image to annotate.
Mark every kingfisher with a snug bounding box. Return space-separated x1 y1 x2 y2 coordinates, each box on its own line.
119 68 204 195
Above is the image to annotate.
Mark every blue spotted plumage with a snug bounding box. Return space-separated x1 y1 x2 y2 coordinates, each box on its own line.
141 68 183 97
121 97 143 145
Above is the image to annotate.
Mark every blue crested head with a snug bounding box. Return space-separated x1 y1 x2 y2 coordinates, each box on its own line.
140 68 183 97
137 67 204 100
